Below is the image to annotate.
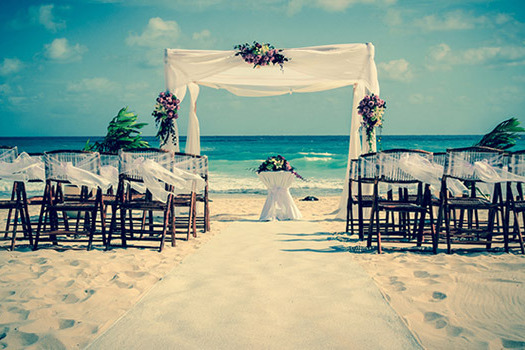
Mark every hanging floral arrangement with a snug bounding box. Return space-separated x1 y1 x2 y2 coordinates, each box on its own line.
234 41 289 70
357 94 386 150
152 91 180 147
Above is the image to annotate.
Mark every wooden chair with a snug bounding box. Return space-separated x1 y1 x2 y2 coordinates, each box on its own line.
173 152 206 238
107 148 175 252
502 150 525 254
356 153 378 241
437 146 508 253
33 150 106 250
345 159 359 236
0 147 34 250
367 149 436 253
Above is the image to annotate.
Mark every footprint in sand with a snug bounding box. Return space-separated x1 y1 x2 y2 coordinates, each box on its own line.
70 260 80 267
0 326 7 340
62 293 80 304
0 291 15 300
7 306 29 321
414 271 430 278
501 338 525 349
5 330 39 347
37 334 67 350
389 276 406 292
34 257 47 265
447 325 473 338
432 291 447 301
59 319 75 330
424 311 448 329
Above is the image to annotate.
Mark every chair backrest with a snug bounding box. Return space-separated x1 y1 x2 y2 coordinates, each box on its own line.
44 150 101 182
100 152 119 168
509 150 525 178
432 152 447 168
379 149 433 183
0 146 18 163
444 146 506 182
174 152 208 179
119 148 173 182
349 159 359 181
358 153 378 181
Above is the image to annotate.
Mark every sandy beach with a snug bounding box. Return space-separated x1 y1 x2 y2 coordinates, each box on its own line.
0 195 524 349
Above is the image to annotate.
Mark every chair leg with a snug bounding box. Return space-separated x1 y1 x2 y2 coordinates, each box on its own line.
376 208 382 254
366 206 375 249
170 203 176 247
120 208 128 247
445 206 452 254
513 210 525 254
9 208 20 251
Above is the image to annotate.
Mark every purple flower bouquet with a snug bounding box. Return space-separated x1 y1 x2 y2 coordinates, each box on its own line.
357 94 386 150
152 91 180 146
234 42 289 70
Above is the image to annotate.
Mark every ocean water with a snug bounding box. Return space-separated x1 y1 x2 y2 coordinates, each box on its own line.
1 135 524 197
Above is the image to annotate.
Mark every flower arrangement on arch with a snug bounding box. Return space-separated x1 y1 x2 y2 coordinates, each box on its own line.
357 94 386 150
256 155 304 180
234 42 289 70
152 91 180 146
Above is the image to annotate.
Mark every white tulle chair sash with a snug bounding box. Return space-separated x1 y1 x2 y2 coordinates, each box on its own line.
0 152 45 182
122 158 205 202
45 152 111 190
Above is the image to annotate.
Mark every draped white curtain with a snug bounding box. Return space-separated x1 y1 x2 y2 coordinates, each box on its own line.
164 43 380 215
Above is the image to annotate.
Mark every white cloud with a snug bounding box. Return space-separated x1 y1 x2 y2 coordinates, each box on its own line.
0 58 24 76
126 17 181 48
192 29 211 40
287 0 393 14
415 11 486 31
0 83 11 95
191 29 215 48
384 8 402 26
30 4 66 32
44 38 87 62
409 93 434 104
67 77 120 93
426 43 525 70
378 59 413 82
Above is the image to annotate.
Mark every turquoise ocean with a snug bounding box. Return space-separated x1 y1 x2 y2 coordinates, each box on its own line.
1 135 524 197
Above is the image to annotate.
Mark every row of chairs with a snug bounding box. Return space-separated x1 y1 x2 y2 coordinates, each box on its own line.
0 147 209 252
346 146 525 254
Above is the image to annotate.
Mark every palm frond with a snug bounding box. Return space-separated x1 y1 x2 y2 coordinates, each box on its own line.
475 117 524 150
84 107 149 153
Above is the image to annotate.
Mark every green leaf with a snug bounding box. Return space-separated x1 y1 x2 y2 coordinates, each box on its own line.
475 117 525 150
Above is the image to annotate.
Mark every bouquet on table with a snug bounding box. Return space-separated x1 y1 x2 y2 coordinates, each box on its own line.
152 91 180 147
357 94 386 150
234 41 289 70
256 155 304 180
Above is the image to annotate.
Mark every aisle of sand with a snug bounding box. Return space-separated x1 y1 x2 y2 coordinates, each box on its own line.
88 221 421 349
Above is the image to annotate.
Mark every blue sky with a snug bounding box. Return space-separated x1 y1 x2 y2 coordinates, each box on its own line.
0 0 524 137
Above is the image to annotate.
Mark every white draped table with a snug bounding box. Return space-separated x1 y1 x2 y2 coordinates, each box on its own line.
258 171 302 221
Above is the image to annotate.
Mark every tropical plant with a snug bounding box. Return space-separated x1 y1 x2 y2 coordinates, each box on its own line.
475 117 524 150
84 107 149 153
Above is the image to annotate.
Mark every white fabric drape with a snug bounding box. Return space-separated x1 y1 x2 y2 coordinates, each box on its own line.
258 172 302 221
165 43 380 216
186 83 201 155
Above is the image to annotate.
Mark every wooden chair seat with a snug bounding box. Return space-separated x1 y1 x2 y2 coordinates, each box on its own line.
448 197 495 208
0 199 22 209
378 202 427 212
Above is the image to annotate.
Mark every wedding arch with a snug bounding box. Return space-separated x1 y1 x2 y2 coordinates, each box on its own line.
164 43 380 217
